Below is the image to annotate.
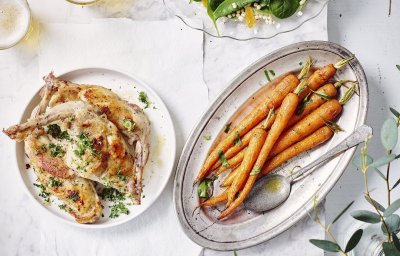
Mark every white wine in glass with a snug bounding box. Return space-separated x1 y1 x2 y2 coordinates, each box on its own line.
0 0 31 50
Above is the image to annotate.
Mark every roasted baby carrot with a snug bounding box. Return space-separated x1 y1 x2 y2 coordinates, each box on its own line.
212 112 275 171
222 97 343 186
194 74 300 183
269 99 342 158
261 126 334 175
201 58 316 179
298 57 353 99
215 149 246 175
227 128 268 206
201 189 228 207
289 83 338 127
221 166 240 187
219 82 338 171
219 92 299 217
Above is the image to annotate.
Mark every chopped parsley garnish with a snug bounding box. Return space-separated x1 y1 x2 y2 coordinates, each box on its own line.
218 150 229 167
269 70 275 76
264 70 275 82
198 178 214 198
49 143 65 157
59 131 70 140
117 169 127 182
224 122 232 133
296 93 312 115
41 145 47 153
58 204 69 212
203 135 212 141
67 191 80 202
233 131 242 146
50 177 63 187
109 202 130 218
67 115 75 122
47 124 71 141
99 187 125 202
33 183 51 203
99 187 131 219
47 124 62 138
138 91 151 109
122 119 135 132
75 133 100 157
74 146 85 157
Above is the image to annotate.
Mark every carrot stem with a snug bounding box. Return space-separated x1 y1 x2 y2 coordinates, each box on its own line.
297 56 313 80
334 56 354 69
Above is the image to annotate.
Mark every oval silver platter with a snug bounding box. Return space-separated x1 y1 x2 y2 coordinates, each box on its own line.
174 41 368 251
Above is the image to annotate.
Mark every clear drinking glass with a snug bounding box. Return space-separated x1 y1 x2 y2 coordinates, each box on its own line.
0 0 31 50
65 0 100 5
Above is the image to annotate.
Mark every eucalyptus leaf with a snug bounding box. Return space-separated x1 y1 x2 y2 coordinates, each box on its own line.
384 199 400 217
344 229 363 253
369 154 397 168
352 154 373 170
392 233 400 251
381 118 398 150
309 239 341 252
392 178 400 190
390 107 400 118
382 242 399 256
372 167 386 180
364 195 385 212
332 201 354 224
351 210 381 223
382 214 400 234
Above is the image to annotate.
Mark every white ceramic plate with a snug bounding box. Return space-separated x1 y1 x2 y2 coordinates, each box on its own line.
174 41 368 250
163 0 328 40
15 68 176 228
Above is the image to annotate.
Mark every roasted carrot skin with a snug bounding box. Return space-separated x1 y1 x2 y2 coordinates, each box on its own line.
201 190 228 207
253 93 300 171
261 126 333 175
222 98 341 186
298 64 337 99
227 128 268 206
270 99 342 158
219 93 299 219
221 166 240 187
215 83 337 173
212 114 275 170
215 149 245 175
289 83 337 127
195 74 300 183
209 66 337 175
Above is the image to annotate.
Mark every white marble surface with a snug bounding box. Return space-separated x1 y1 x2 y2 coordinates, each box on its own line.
1 0 399 255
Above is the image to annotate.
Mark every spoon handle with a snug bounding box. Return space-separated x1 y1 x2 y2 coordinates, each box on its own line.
289 125 373 183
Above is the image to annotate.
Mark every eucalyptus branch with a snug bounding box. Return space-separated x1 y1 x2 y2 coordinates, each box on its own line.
361 138 392 241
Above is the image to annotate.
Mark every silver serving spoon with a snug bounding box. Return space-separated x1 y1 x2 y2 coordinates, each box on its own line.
244 125 373 213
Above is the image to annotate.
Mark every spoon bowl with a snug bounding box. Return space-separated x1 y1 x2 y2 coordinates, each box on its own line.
244 174 291 212
244 125 372 213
